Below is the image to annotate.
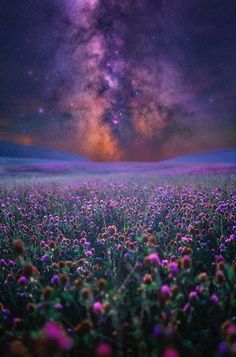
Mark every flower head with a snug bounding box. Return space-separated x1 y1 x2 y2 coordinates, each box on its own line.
13 239 25 255
144 252 161 265
96 342 112 357
168 262 179 276
41 254 50 262
181 255 191 269
189 291 197 300
43 321 72 350
51 275 60 285
162 347 180 357
161 285 172 300
18 276 27 285
93 301 104 314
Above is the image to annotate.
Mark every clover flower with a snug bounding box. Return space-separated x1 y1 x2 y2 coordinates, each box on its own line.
95 343 112 357
93 301 104 314
42 321 72 350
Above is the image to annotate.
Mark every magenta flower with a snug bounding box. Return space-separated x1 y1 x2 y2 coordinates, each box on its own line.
226 323 236 337
161 285 171 299
18 276 27 285
96 342 112 357
145 252 161 265
93 301 104 314
162 347 180 357
85 250 93 257
43 321 72 350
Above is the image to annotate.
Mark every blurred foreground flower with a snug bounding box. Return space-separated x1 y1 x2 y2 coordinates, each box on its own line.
96 342 113 357
162 347 180 357
41 321 72 351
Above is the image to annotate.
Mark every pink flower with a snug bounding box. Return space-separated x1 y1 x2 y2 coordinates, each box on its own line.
189 291 197 300
145 252 161 265
162 347 180 357
182 255 191 269
226 323 236 337
43 322 72 350
85 250 93 257
93 301 104 314
161 285 172 300
96 343 112 357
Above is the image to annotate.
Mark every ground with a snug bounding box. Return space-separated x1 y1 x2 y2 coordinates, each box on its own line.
0 162 235 356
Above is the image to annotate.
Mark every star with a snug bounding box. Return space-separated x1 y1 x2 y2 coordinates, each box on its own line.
38 108 45 114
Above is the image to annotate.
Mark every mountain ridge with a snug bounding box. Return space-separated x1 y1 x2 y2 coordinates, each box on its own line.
0 140 88 161
0 140 235 164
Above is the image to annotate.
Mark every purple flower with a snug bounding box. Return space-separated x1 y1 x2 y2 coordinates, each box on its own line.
218 341 229 354
76 267 83 274
18 276 27 285
54 303 63 311
51 275 60 285
183 302 190 313
189 291 197 300
8 260 15 268
85 250 93 257
169 262 179 276
124 253 130 260
0 259 6 267
2 308 10 319
19 292 29 298
41 254 50 262
152 324 163 337
211 294 220 304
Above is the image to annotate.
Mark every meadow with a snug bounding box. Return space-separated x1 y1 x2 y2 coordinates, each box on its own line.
0 166 235 356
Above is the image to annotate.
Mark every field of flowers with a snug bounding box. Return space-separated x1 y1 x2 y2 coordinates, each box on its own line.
0 174 235 356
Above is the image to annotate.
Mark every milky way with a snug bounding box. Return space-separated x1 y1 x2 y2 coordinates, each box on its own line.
53 0 196 161
1 0 235 160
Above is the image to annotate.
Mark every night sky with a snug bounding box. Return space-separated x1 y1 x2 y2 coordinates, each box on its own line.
0 0 235 161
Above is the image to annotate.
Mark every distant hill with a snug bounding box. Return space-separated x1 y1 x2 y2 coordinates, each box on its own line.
167 148 236 164
0 141 88 162
0 141 235 166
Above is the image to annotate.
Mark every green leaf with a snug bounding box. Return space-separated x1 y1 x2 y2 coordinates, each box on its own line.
136 236 143 242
